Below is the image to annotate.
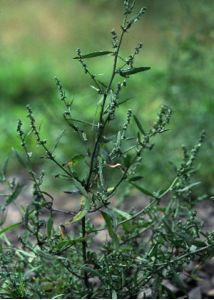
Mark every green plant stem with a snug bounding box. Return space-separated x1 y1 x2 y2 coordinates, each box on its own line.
86 29 125 191
80 27 126 294
81 217 90 292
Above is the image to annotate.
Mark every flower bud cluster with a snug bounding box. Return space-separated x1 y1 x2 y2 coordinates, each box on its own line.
17 120 25 147
76 48 90 75
178 131 205 177
150 105 172 135
108 92 117 120
123 0 136 16
125 7 146 31
111 29 118 49
121 109 132 139
108 82 126 120
26 105 42 145
110 131 122 159
26 105 53 159
55 77 66 103
126 43 143 67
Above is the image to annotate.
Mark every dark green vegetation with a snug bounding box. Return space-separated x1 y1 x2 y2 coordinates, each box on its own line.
0 0 213 298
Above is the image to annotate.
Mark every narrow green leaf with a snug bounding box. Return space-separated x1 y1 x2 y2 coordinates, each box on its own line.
0 222 21 236
111 207 131 220
119 66 150 77
133 114 146 135
71 178 88 198
16 249 36 259
67 196 90 224
131 182 156 198
3 184 22 209
13 148 26 168
129 175 144 182
101 211 119 248
177 181 201 192
73 50 112 59
52 129 65 153
47 216 53 237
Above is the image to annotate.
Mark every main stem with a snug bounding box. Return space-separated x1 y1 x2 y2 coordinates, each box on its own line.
81 26 126 293
81 217 90 291
86 29 125 189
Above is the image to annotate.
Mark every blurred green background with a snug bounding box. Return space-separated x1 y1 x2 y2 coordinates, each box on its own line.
0 0 213 193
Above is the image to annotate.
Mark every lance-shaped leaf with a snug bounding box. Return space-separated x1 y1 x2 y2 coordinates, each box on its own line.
101 211 119 248
129 175 144 182
133 114 146 135
177 181 201 193
66 196 90 224
119 66 151 77
12 148 27 168
73 50 112 59
71 178 88 197
131 182 156 198
0 222 21 236
111 207 131 220
1 184 23 210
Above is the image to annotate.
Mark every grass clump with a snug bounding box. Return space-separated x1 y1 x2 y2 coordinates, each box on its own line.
0 1 213 298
